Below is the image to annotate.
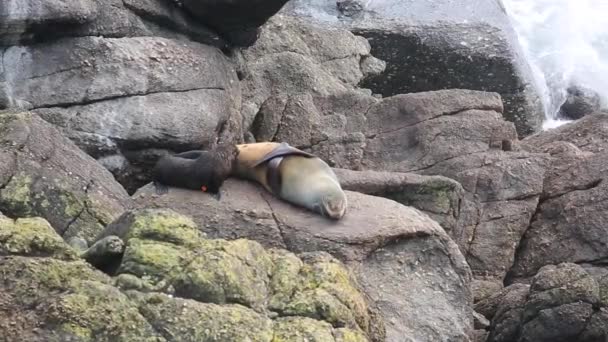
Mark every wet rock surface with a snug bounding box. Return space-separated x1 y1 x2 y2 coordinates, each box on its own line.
558 85 602 120
281 0 545 137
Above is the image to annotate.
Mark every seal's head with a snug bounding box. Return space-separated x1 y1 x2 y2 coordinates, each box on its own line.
215 143 240 164
316 190 347 220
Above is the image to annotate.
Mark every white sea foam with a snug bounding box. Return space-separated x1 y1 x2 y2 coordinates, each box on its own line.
502 0 608 126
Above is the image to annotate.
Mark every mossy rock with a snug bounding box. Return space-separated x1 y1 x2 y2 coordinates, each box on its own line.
0 256 163 342
173 238 273 311
270 252 371 331
100 208 203 246
138 293 274 341
0 216 77 259
0 112 130 244
101 208 378 340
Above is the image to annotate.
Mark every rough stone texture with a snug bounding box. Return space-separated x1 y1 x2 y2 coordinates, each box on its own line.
487 263 608 342
509 114 608 281
0 0 97 45
423 151 548 281
0 0 226 48
281 0 545 137
558 85 602 120
104 208 381 341
0 35 241 192
334 168 464 235
1 36 239 147
0 112 131 243
182 0 291 47
523 113 608 154
237 14 383 133
133 179 473 342
0 209 382 342
244 79 548 283
0 215 78 259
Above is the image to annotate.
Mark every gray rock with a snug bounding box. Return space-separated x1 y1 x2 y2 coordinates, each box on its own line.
132 179 473 342
237 14 379 131
476 283 530 322
509 116 608 281
122 0 227 47
0 0 227 48
247 81 548 282
333 168 464 236
0 36 240 184
2 36 236 110
473 329 489 342
523 113 608 154
488 263 605 342
0 0 97 45
558 85 602 120
281 0 545 137
420 150 547 281
486 284 530 342
182 0 292 47
473 279 504 303
0 111 131 243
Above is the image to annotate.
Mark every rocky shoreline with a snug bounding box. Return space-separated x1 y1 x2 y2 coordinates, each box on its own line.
1 0 608 341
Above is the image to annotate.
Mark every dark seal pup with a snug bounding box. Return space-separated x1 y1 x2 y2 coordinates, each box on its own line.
152 143 239 200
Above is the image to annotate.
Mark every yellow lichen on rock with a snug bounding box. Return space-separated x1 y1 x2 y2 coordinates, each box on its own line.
0 215 77 259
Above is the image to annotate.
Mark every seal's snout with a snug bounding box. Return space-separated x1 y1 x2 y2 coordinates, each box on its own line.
322 194 347 220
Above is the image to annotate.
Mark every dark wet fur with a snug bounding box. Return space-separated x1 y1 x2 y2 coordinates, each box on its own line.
252 142 315 167
152 144 239 199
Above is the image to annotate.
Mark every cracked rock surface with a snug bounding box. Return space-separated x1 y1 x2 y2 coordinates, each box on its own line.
0 0 226 48
483 263 608 342
2 36 240 153
507 114 608 282
0 111 131 243
132 180 473 341
280 0 545 137
243 56 548 285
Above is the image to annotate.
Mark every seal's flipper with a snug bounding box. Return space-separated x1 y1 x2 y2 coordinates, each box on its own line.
174 150 206 159
153 181 169 195
213 190 222 201
252 142 316 167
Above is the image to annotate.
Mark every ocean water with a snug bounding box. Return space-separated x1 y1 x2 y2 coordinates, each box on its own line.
501 0 608 129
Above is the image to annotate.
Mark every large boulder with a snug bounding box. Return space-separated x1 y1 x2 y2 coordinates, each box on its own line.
487 263 608 342
0 0 97 45
245 83 548 283
237 14 383 133
181 0 292 47
0 210 380 341
280 0 545 137
133 179 473 341
508 114 608 282
0 112 131 243
0 0 226 48
0 36 241 192
558 85 602 120
334 168 464 235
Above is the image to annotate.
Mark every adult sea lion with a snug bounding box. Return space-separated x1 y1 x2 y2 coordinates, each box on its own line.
152 143 239 200
234 142 348 220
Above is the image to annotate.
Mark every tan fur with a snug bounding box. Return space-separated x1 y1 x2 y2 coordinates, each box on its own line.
233 142 347 219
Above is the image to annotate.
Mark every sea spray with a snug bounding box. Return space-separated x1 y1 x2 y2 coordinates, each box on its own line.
502 0 608 128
